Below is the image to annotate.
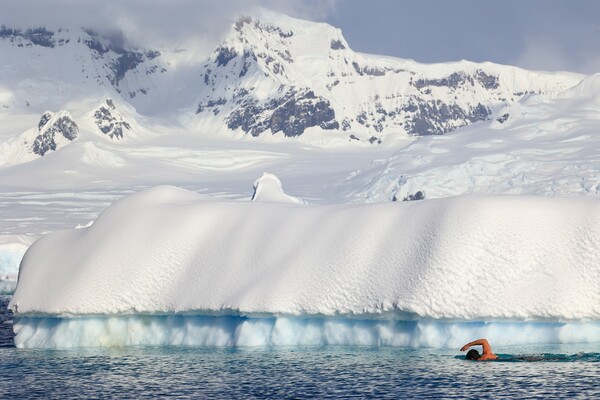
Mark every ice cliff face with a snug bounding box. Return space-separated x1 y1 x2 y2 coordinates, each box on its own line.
193 11 581 139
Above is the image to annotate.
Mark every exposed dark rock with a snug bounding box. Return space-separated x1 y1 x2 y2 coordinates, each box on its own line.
414 70 499 92
31 115 78 156
56 116 78 141
32 133 56 156
254 21 293 38
227 89 338 137
197 97 226 114
414 72 471 90
37 112 52 131
0 26 55 47
330 40 346 50
476 70 499 90
0 26 20 38
472 103 491 120
341 118 351 131
496 113 510 123
275 49 293 63
81 30 163 89
94 100 131 139
356 112 368 126
403 98 491 135
403 191 425 201
215 46 238 67
226 100 268 136
392 190 425 202
352 62 386 76
235 16 253 31
271 62 284 75
239 61 250 77
24 27 54 48
85 36 108 54
145 50 161 60
111 51 145 85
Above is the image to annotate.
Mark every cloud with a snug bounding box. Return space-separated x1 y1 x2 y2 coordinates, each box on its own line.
505 3 600 74
0 0 337 51
514 39 572 73
513 21 600 74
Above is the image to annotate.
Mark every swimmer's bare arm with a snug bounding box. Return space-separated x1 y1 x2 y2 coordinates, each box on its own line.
460 339 492 353
460 339 498 360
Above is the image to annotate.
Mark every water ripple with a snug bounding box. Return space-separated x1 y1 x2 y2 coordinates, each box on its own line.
2 297 600 398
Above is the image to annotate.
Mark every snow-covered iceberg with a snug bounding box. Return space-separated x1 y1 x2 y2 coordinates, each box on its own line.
10 184 600 348
0 235 35 295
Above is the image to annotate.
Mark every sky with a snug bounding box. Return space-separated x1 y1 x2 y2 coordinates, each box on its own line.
1 0 600 74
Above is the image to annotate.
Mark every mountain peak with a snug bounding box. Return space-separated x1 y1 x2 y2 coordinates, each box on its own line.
0 10 585 147
193 11 581 140
213 10 350 77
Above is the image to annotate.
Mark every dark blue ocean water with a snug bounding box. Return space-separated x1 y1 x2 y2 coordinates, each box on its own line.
2 296 600 399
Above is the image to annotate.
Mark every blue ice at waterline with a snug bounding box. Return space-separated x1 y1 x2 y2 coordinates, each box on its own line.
13 314 600 349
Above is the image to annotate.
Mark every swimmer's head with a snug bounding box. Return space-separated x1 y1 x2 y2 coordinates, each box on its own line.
466 349 481 360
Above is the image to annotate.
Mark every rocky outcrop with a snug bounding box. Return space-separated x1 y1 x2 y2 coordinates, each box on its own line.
94 99 131 139
226 89 338 137
0 26 56 48
402 100 491 136
192 14 578 141
31 112 78 156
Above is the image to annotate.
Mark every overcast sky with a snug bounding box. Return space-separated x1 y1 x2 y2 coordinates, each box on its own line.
2 0 599 74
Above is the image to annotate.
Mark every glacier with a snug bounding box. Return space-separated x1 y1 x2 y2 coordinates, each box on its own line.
9 179 600 348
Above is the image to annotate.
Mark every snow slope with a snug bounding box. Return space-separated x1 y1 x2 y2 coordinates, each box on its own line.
354 73 600 202
11 185 600 319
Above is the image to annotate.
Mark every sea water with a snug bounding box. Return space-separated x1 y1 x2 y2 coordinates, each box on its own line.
2 297 600 399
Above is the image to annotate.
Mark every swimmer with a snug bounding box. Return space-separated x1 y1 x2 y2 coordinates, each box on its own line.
460 339 499 361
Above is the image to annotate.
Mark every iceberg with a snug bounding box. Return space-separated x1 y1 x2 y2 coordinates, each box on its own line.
0 235 36 295
9 184 600 348
13 315 600 349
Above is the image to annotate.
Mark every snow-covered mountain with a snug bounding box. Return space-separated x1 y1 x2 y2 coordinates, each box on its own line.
0 26 165 111
0 11 583 154
192 10 581 140
0 9 598 204
0 26 163 165
348 73 600 202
